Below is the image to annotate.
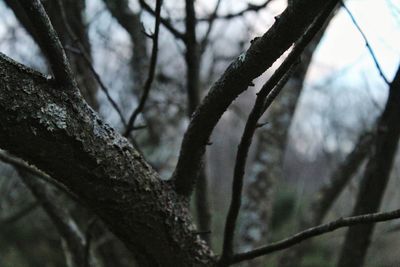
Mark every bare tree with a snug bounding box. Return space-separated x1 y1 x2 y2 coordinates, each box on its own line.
1 0 399 266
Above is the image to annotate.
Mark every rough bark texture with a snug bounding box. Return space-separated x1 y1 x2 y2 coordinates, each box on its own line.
44 0 99 110
5 0 99 110
0 53 215 266
337 66 400 267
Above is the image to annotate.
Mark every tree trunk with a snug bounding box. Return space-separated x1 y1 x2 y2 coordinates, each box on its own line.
337 66 400 267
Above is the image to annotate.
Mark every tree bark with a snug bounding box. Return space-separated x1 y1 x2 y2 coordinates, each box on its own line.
0 53 215 266
5 0 99 110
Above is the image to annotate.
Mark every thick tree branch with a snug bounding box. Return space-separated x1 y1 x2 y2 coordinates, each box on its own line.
0 53 214 266
230 208 400 264
5 0 99 110
219 6 337 254
173 0 340 196
17 0 75 87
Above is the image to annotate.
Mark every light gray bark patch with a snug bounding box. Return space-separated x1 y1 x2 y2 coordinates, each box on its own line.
37 103 67 131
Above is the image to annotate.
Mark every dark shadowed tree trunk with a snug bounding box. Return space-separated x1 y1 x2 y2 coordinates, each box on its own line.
337 66 400 267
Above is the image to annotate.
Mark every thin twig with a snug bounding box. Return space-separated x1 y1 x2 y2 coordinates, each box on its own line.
139 0 185 41
56 0 127 127
198 0 273 21
220 67 296 265
341 1 390 85
219 1 338 264
0 202 39 226
0 151 78 200
199 0 222 54
124 0 163 137
230 208 400 264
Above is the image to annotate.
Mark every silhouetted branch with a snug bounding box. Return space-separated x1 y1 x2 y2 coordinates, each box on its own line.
230 208 400 264
0 151 77 200
337 65 400 267
56 0 127 126
124 0 163 137
173 0 341 196
139 0 185 40
199 0 273 21
220 67 295 265
341 1 390 85
199 0 222 54
219 2 339 264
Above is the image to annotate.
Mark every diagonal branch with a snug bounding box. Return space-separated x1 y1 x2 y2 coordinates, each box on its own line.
56 0 127 126
173 0 341 196
220 67 296 266
0 52 214 266
0 201 38 227
0 151 78 200
219 2 339 255
18 171 87 267
17 0 75 87
230 208 400 264
341 1 390 85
